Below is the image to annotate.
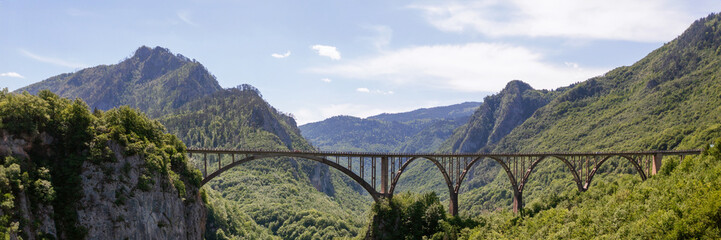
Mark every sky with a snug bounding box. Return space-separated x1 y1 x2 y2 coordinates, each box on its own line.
1 1 719 124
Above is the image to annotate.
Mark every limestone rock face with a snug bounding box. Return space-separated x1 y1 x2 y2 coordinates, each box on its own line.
445 80 553 154
0 132 205 240
77 143 205 239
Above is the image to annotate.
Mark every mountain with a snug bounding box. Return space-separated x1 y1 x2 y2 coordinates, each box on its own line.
300 115 421 152
387 81 556 197
440 81 557 154
299 102 481 153
368 102 480 123
17 46 222 117
365 13 721 239
453 12 721 214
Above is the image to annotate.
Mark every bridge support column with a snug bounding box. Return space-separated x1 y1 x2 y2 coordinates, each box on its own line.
512 191 523 214
651 153 663 176
380 157 388 194
449 191 459 216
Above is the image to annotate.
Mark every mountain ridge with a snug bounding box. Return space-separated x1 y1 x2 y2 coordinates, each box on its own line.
16 46 222 117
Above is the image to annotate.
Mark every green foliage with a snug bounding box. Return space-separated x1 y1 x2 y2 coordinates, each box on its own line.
452 138 721 239
365 192 478 240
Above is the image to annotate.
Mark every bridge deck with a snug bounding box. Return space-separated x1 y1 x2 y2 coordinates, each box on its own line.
186 148 702 157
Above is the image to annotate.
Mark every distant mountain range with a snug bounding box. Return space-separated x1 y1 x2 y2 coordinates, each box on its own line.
299 102 480 153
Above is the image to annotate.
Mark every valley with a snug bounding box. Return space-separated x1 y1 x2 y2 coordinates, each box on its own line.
1 12 721 240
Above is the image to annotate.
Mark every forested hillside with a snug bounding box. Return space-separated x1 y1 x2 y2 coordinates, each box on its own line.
160 86 370 239
452 12 721 214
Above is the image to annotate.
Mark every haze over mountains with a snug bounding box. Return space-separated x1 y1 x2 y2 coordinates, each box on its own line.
4 13 721 239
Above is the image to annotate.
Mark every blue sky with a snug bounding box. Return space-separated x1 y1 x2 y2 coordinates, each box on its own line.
1 1 719 124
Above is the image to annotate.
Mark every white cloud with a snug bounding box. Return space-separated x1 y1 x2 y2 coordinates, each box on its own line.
411 0 718 42
356 87 394 95
0 72 25 78
310 42 606 92
356 87 370 93
20 49 88 69
271 51 291 58
177 10 198 26
321 78 332 83
312 45 341 60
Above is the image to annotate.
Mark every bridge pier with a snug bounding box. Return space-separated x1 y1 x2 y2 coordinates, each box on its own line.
449 191 459 216
651 153 663 175
512 191 523 214
380 157 388 193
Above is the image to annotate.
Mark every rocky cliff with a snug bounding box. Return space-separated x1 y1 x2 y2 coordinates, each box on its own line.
441 80 556 154
77 142 205 239
0 91 205 239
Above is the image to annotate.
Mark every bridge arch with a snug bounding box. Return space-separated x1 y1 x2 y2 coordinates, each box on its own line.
583 155 646 190
199 153 383 201
453 156 520 214
388 156 454 196
388 156 458 214
519 155 584 193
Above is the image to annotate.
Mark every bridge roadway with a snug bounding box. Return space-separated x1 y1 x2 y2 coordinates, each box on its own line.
187 148 702 215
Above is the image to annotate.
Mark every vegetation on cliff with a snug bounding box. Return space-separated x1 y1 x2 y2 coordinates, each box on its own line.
0 89 201 239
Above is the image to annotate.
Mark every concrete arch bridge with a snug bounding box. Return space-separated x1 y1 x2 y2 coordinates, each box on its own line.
187 148 701 215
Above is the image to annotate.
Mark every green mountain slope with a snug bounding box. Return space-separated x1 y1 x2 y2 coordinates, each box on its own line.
456 12 721 214
160 87 370 239
17 46 222 117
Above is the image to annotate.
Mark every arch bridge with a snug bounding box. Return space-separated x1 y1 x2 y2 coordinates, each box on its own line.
187 148 701 215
